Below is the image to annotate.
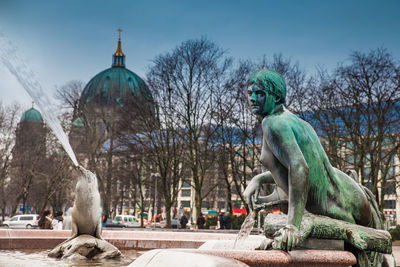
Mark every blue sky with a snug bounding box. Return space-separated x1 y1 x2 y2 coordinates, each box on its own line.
0 0 399 109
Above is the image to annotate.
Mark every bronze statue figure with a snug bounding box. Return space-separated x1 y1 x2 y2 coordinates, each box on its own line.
243 70 393 266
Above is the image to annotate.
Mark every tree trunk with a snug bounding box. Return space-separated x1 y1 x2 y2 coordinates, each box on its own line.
22 197 26 214
119 187 124 215
132 190 137 216
165 204 172 228
195 191 202 219
226 186 233 214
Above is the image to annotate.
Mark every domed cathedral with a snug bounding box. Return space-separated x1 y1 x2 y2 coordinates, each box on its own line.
70 29 154 156
12 102 47 160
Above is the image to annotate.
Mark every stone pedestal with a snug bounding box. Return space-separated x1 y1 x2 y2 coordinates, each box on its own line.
195 238 355 266
198 238 344 251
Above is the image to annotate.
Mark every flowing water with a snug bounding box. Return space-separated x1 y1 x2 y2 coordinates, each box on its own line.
0 32 78 167
233 210 256 249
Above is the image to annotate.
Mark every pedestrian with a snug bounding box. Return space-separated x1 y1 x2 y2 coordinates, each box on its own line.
224 212 232 230
51 211 64 230
196 213 206 229
102 213 108 228
180 214 188 229
218 212 225 230
38 210 53 229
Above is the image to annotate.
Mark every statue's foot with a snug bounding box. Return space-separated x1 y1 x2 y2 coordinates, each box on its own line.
345 229 368 250
272 225 301 251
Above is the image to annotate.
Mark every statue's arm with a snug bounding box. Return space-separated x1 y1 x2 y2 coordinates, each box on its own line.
253 171 275 184
243 171 274 211
267 122 309 231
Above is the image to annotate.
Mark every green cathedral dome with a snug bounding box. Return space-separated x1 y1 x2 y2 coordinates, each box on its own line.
20 107 43 123
79 67 152 107
79 32 152 108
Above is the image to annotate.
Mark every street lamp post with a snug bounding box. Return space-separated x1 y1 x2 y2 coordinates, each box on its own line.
154 176 157 229
152 173 160 229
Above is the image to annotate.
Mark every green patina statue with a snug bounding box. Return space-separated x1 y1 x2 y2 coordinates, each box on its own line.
243 70 393 266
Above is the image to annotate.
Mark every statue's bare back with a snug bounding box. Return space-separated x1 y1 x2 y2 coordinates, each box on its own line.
260 108 372 226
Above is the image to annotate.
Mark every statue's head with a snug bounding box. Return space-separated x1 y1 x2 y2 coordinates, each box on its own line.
248 69 286 117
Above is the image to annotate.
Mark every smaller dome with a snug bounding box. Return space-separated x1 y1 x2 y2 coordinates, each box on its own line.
20 108 43 123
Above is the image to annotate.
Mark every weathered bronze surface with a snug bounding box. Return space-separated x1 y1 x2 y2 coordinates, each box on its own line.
243 70 393 266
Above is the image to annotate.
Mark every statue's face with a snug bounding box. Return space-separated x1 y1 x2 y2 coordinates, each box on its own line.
248 83 276 117
248 83 266 116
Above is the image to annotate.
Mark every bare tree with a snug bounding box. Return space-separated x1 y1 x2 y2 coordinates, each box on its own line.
55 80 84 112
117 71 187 227
334 48 400 208
0 103 20 220
147 37 234 219
31 116 75 215
308 48 400 209
129 157 151 227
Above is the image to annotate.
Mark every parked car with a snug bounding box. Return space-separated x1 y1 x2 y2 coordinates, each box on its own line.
2 214 40 229
160 219 180 229
104 219 126 228
114 215 141 228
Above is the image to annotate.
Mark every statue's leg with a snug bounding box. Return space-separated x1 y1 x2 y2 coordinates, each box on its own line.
360 185 384 229
326 204 356 224
332 168 373 226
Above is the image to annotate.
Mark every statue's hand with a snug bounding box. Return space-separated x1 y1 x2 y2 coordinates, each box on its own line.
272 224 300 251
243 177 261 211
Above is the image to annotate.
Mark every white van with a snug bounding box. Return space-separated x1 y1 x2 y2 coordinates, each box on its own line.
115 215 141 228
3 214 40 229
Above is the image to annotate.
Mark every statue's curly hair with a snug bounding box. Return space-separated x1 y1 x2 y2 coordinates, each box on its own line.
249 69 286 105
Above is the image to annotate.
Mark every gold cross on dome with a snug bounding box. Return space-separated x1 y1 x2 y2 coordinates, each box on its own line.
118 28 122 40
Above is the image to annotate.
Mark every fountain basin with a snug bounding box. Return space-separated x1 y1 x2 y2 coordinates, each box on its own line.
0 229 359 266
0 229 262 250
